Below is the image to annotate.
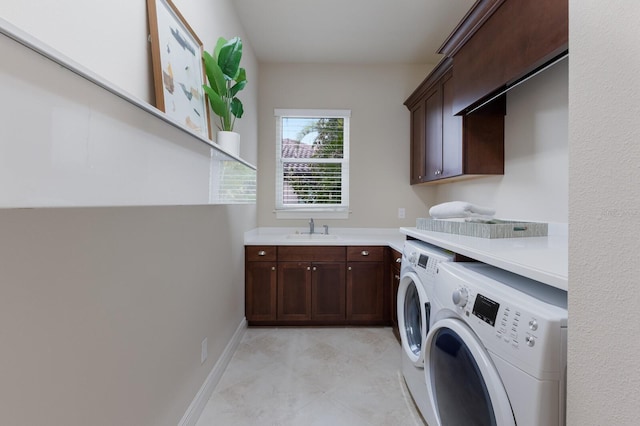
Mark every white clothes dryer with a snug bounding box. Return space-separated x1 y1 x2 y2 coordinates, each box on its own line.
397 240 454 424
424 262 568 426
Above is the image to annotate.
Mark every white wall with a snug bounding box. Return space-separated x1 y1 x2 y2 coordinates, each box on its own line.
0 1 258 425
435 58 568 223
568 2 640 424
257 63 436 228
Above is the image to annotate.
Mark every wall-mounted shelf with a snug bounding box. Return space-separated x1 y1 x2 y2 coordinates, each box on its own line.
0 18 256 208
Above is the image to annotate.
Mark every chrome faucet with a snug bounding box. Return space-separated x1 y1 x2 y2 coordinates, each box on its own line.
309 218 314 234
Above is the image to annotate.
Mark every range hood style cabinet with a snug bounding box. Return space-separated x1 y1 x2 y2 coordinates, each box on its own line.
405 0 568 184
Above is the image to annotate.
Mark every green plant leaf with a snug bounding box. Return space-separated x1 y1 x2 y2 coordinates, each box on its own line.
218 37 242 80
203 85 227 118
203 51 227 97
229 80 246 97
235 68 247 84
213 37 227 61
231 98 244 119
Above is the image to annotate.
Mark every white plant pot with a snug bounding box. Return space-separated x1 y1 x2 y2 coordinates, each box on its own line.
217 131 240 157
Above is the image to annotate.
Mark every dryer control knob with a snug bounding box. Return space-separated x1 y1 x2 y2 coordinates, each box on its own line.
529 319 538 331
452 288 469 308
526 335 536 347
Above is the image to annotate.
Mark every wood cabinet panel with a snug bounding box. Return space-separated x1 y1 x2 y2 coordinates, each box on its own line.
449 0 568 114
246 245 389 326
405 61 504 184
347 261 385 323
347 246 384 262
410 103 426 184
277 262 312 321
245 261 277 322
245 245 277 262
278 246 345 262
312 262 346 321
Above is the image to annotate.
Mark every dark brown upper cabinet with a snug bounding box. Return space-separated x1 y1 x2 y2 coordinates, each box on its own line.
439 0 569 115
404 58 505 184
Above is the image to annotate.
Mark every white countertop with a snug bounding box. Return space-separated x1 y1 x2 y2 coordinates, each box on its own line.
244 225 568 292
400 226 568 291
244 227 406 253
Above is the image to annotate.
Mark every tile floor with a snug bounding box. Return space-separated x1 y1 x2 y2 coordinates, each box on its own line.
196 327 426 426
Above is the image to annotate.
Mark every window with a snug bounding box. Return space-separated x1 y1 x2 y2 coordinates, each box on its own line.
275 109 350 219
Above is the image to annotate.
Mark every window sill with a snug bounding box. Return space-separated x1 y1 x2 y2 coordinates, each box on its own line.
274 209 350 220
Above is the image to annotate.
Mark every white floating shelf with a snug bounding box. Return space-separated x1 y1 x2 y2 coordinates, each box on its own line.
0 18 256 208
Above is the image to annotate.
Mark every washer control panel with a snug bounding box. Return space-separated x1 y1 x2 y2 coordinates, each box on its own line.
402 241 454 282
451 285 542 352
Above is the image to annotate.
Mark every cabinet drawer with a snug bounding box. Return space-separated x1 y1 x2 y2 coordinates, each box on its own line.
347 246 384 262
245 246 277 262
278 246 345 262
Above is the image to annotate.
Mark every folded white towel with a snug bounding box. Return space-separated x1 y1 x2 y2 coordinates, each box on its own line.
429 201 495 219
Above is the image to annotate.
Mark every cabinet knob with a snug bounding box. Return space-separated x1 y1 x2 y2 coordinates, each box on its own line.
394 274 400 280
313 266 317 271
258 250 266 256
395 257 402 263
271 266 276 271
348 266 352 271
361 251 369 256
307 266 311 271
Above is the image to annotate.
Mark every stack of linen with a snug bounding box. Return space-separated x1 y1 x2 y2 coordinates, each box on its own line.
428 201 496 223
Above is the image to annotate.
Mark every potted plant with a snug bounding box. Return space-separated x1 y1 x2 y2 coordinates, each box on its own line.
202 36 247 155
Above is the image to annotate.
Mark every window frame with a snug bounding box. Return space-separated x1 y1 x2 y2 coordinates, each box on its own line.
274 108 350 219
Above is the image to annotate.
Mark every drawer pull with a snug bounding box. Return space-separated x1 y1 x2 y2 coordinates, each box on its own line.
257 250 266 256
361 251 369 256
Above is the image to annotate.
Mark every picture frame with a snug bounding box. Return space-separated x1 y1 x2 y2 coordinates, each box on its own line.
146 0 211 139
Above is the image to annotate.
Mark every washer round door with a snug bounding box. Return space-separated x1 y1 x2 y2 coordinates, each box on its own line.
424 318 515 426
397 271 430 367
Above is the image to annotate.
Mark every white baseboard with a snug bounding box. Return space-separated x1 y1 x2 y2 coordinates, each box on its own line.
178 318 247 426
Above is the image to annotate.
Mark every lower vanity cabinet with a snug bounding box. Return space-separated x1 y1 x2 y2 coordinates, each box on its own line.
277 246 346 324
245 245 389 326
245 246 277 322
346 246 386 324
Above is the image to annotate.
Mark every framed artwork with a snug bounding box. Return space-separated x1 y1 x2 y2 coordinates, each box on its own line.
147 0 210 139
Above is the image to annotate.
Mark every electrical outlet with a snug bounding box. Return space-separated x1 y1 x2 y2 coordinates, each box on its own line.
398 207 406 219
201 338 208 364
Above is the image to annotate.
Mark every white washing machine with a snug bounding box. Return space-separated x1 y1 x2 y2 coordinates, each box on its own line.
397 240 454 424
424 262 568 426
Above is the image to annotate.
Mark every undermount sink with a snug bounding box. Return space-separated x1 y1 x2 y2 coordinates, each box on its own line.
285 233 339 240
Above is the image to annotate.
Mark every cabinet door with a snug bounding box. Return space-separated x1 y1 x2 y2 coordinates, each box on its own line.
278 262 312 321
425 86 443 181
245 262 277 322
312 262 346 321
410 103 426 184
347 261 385 323
441 71 463 178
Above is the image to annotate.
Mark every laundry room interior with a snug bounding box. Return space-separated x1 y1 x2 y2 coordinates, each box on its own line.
0 0 638 425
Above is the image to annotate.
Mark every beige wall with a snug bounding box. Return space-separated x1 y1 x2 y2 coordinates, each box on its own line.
257 63 436 228
0 1 257 425
435 57 568 223
568 2 640 424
